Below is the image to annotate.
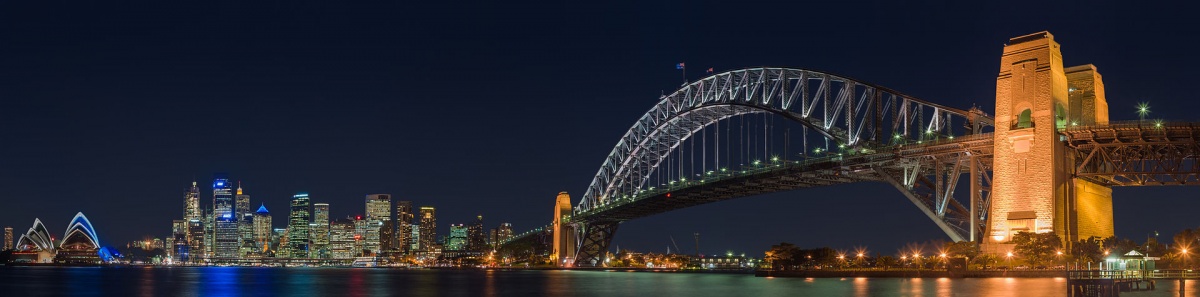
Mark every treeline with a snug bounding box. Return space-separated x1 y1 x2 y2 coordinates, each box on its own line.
763 228 1200 270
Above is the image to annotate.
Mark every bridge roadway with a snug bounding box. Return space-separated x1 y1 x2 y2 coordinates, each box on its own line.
571 132 995 223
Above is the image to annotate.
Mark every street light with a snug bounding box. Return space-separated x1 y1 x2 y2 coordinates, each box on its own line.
1006 252 1014 270
1182 247 1191 270
1137 102 1151 121
1056 251 1064 270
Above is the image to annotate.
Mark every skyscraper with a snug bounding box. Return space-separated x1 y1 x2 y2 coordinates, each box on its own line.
204 210 214 258
410 224 420 252
172 220 187 263
187 219 204 263
4 226 13 250
213 175 238 258
394 201 413 254
418 207 436 252
253 204 272 254
311 203 330 258
446 224 467 251
288 192 311 258
329 217 356 259
182 181 204 260
467 215 485 252
184 181 201 220
365 194 390 255
236 182 254 257
497 223 514 243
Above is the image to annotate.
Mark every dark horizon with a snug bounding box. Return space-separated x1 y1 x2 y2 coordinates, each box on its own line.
2 0 1199 256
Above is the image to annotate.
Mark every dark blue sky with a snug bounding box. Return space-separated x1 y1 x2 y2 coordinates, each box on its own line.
1 0 1197 256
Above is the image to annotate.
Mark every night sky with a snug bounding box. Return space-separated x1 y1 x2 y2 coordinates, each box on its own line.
2 0 1198 256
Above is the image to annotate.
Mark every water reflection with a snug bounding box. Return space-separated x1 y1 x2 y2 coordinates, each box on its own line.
9 267 1200 297
935 277 951 297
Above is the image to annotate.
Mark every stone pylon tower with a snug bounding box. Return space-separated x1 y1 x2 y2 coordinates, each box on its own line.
552 191 576 266
985 32 1113 253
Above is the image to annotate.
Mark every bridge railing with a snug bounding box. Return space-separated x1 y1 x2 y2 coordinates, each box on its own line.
1062 120 1200 132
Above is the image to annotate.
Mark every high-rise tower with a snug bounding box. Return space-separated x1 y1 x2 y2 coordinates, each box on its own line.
213 175 238 258
311 203 330 258
184 181 201 220
4 226 13 250
253 204 272 254
394 201 414 254
467 215 485 252
365 194 391 255
288 192 311 258
418 207 436 252
236 182 254 257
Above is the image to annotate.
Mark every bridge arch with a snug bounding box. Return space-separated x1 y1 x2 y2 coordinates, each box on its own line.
578 68 987 213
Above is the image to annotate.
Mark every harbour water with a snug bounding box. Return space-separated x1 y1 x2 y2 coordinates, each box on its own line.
1 267 1198 296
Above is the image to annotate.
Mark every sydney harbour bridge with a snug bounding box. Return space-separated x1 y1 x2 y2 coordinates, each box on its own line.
499 32 1200 267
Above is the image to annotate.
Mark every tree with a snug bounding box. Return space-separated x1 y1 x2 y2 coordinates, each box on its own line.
1072 236 1104 264
1102 237 1140 257
944 241 980 259
764 242 799 270
1011 231 1062 266
876 255 897 268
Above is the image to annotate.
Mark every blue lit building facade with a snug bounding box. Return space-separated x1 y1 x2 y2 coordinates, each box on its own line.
213 175 238 258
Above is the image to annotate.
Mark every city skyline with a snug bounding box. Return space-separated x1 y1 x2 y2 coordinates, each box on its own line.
2 0 1198 256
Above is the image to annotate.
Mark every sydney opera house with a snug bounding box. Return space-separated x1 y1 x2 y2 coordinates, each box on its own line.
12 212 113 264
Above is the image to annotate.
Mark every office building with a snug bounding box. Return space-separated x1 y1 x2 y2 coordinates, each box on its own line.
311 203 330 258
288 192 311 258
419 207 436 252
213 175 238 258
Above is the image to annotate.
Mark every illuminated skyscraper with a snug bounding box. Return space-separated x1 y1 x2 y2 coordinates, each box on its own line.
187 219 204 263
252 204 272 254
204 210 213 258
446 224 467 251
497 223 514 243
329 217 356 259
235 183 255 257
467 215 485 252
172 220 187 263
418 207 436 252
4 226 13 250
311 203 330 258
287 193 311 258
409 224 420 252
184 181 201 220
365 194 390 255
213 175 237 258
182 180 205 260
394 200 413 254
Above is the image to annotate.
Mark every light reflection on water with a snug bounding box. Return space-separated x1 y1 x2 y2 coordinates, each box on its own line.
4 267 1200 296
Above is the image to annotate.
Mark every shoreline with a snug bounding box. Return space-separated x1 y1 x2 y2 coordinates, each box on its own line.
755 269 1066 278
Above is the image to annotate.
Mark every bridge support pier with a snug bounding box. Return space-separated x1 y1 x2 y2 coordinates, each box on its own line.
573 221 619 267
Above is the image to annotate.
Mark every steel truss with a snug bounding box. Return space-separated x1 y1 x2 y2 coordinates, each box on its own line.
1065 122 1200 186
879 136 994 242
580 68 992 214
573 222 619 267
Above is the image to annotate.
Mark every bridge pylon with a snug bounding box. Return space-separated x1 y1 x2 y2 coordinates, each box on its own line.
984 31 1114 253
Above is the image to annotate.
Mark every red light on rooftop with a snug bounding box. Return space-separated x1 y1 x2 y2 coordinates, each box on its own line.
665 193 672 198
